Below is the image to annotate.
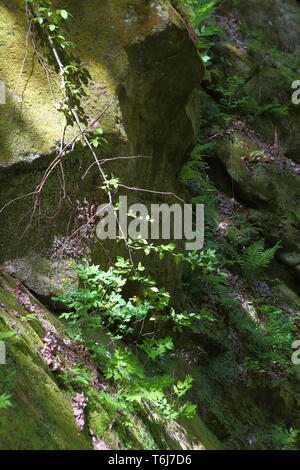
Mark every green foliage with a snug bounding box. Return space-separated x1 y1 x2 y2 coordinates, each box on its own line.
23 0 92 125
59 365 93 386
173 375 193 397
267 47 300 83
175 0 221 54
180 143 211 181
246 29 264 57
125 238 177 260
139 337 174 360
20 313 38 322
226 214 260 247
173 0 224 84
54 254 202 335
0 331 16 340
102 348 195 421
100 175 120 192
101 347 195 421
179 143 216 202
207 75 289 129
250 304 299 369
89 128 108 148
54 257 179 340
291 210 300 227
263 425 299 450
171 1 300 449
0 333 14 410
247 34 300 84
170 307 215 332
184 248 228 288
0 393 12 410
0 330 15 413
53 258 197 423
227 239 280 281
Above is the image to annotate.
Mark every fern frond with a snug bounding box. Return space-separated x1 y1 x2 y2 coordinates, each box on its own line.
240 239 280 279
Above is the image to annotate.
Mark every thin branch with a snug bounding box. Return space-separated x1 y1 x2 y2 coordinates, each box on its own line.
81 155 152 180
118 184 186 205
13 7 32 99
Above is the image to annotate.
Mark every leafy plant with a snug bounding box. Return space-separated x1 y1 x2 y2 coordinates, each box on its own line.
228 239 280 280
259 304 298 365
53 258 197 422
263 425 299 450
54 258 171 341
0 393 12 410
103 348 196 421
0 331 16 340
291 210 300 227
175 0 221 52
59 365 93 386
139 337 174 360
89 128 108 148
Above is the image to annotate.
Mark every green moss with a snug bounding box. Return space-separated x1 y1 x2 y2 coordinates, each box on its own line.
0 0 185 163
86 388 157 450
0 273 219 450
0 4 65 163
215 134 273 202
0 279 92 449
214 132 300 269
180 414 223 450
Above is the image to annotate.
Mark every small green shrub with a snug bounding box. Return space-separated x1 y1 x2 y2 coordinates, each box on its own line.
53 258 198 423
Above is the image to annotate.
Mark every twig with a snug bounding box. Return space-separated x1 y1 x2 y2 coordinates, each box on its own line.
81 155 152 180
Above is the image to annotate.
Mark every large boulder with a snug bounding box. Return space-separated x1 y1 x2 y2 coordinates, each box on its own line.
0 0 203 300
211 0 300 162
197 0 300 291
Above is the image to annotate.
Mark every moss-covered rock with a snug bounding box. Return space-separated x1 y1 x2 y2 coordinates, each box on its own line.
213 0 300 162
0 271 221 450
0 273 92 449
0 0 203 300
0 0 198 164
214 131 300 288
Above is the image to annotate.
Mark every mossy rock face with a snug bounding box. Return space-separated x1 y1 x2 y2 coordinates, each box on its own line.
0 135 130 283
0 271 221 450
198 0 300 275
211 0 300 162
0 0 194 164
214 132 300 279
0 0 180 164
0 0 203 300
220 0 300 53
215 134 275 203
0 273 92 450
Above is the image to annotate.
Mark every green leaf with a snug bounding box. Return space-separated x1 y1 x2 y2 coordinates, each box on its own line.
60 10 69 19
0 331 16 340
137 262 145 272
33 17 44 25
0 393 12 410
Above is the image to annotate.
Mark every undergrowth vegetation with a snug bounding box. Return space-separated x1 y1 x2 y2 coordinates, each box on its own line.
1 0 299 451
173 3 300 448
53 258 199 424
